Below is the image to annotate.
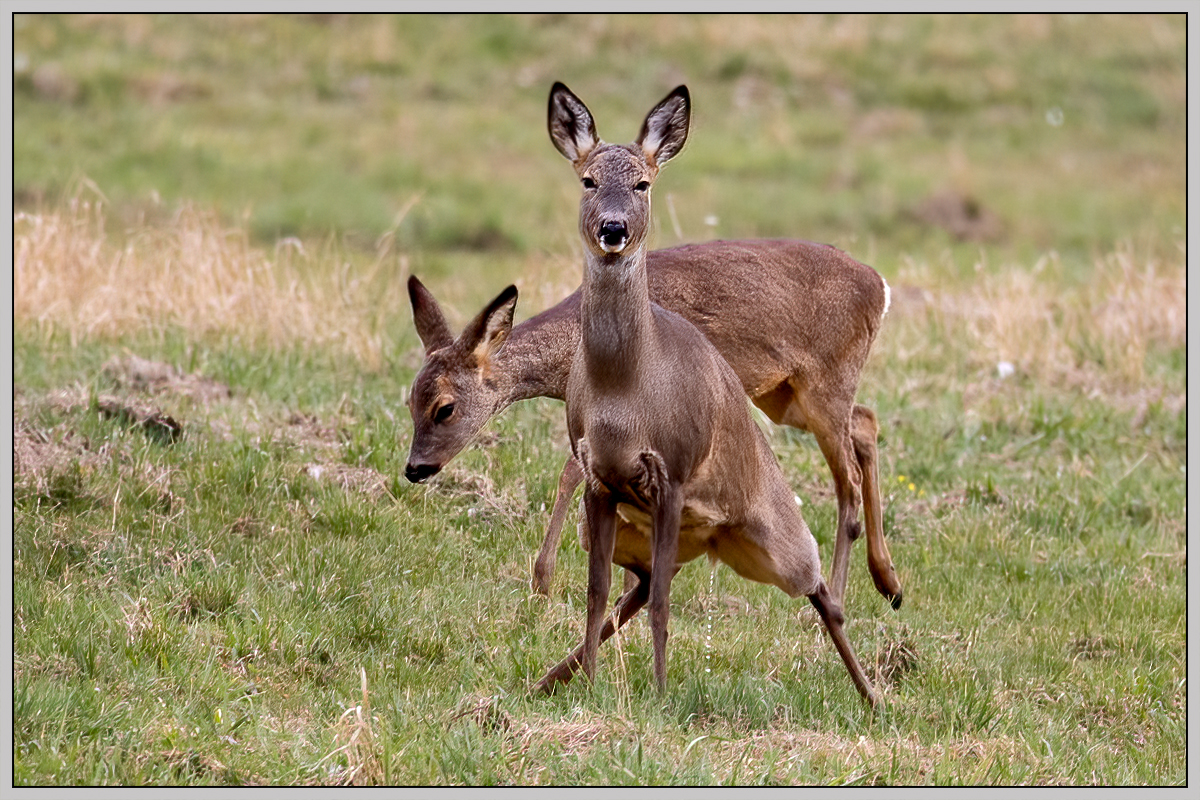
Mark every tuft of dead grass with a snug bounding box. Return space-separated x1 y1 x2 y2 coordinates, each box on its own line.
870 623 921 688
452 693 514 735
321 668 384 786
121 596 154 647
431 465 528 525
13 190 407 369
451 696 619 761
889 242 1186 397
13 413 108 497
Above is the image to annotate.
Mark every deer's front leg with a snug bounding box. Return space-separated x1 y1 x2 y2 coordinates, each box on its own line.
533 456 585 596
649 482 682 692
582 487 617 682
532 570 649 694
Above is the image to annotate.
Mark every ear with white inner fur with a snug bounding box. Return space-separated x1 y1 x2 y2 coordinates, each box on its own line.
637 85 690 167
548 82 600 165
408 274 454 354
461 284 519 364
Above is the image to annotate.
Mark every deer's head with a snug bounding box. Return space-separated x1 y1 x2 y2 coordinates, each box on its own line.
404 275 517 483
548 82 690 259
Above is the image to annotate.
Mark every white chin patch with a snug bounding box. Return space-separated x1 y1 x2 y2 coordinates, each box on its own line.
600 238 628 253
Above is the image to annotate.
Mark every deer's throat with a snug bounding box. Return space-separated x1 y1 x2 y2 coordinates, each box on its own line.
579 250 655 386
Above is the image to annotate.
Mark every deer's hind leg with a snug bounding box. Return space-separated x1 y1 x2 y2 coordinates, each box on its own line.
712 515 876 707
533 565 650 694
761 377 902 610
851 404 902 609
757 379 864 607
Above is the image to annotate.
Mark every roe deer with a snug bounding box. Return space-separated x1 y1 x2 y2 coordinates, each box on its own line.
406 252 900 611
529 81 876 705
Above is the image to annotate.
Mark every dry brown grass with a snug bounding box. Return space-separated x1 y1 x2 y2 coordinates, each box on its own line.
13 409 108 497
441 696 1033 785
13 187 407 369
886 241 1186 399
17 189 1183 405
321 668 385 785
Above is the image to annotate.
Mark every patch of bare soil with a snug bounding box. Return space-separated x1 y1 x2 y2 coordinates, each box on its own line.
94 395 182 443
278 413 396 500
17 354 404 504
910 190 1004 242
101 354 231 404
284 412 346 452
15 356 220 501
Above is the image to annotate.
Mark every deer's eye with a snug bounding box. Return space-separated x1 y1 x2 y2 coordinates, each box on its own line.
433 402 456 424
582 177 597 189
634 181 650 193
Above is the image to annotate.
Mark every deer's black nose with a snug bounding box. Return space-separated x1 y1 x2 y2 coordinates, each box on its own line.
599 221 627 249
405 462 441 483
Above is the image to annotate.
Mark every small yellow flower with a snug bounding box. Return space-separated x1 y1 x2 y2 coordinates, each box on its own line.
908 482 916 492
897 475 907 484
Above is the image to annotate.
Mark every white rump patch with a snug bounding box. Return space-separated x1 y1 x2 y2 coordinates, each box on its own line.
881 276 892 319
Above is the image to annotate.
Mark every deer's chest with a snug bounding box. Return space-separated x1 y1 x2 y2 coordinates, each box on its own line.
567 378 707 493
570 416 661 510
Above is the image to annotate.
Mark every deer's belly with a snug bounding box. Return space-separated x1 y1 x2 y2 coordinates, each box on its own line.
612 501 726 569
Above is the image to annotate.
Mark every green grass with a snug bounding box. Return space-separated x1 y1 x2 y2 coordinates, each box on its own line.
12 313 1186 785
11 12 1187 787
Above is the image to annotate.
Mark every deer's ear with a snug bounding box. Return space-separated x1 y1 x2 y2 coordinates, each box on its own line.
548 82 599 165
408 275 454 354
461 284 518 364
637 85 690 168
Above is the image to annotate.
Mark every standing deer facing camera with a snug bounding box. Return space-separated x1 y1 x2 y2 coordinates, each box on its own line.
532 82 876 706
404 231 902 610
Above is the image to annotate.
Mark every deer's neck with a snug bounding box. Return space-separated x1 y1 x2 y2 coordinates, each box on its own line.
579 248 656 390
494 292 582 405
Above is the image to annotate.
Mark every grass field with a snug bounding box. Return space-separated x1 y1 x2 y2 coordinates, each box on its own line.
10 13 1188 786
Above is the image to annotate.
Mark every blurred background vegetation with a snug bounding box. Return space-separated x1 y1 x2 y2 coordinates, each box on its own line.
13 13 1185 287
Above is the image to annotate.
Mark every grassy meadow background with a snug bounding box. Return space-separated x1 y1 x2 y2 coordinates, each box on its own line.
10 13 1187 785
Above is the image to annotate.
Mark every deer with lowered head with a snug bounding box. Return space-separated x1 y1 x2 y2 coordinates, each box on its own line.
523 81 877 704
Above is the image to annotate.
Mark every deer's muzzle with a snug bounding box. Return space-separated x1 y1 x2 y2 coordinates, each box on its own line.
598 221 628 253
405 462 442 483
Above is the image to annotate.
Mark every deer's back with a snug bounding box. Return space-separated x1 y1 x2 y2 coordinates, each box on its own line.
644 238 887 398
